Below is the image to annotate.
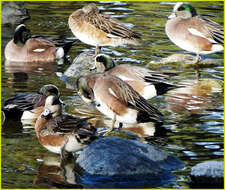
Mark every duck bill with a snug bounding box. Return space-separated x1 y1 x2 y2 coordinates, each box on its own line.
41 108 51 117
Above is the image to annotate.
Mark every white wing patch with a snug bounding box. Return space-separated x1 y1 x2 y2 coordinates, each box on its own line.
117 75 134 81
107 33 120 39
32 48 46 52
109 88 117 98
4 104 17 109
188 28 216 43
56 47 64 59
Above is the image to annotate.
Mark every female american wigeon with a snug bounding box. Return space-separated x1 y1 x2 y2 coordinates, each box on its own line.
92 54 178 99
4 24 78 62
68 3 141 55
165 2 224 64
76 73 164 132
3 84 60 120
35 95 97 160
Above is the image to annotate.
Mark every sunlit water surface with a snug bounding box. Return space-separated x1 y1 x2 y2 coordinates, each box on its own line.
1 1 224 188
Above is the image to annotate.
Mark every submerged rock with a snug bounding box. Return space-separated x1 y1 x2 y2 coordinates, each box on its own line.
190 161 224 188
76 137 183 188
149 53 223 67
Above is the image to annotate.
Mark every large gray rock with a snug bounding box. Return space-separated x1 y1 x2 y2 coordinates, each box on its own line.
75 137 183 188
61 51 96 89
2 2 30 25
190 161 224 188
61 52 116 90
64 51 95 78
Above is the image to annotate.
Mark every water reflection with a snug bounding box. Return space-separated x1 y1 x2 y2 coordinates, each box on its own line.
1 1 224 189
5 60 57 76
165 79 223 114
34 155 83 188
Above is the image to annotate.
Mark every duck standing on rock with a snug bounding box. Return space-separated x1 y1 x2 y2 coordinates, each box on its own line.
68 3 141 55
165 2 224 79
92 54 180 99
35 94 97 161
76 73 164 133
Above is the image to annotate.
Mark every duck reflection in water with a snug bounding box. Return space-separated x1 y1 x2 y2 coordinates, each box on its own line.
34 155 83 188
5 59 56 76
165 79 223 114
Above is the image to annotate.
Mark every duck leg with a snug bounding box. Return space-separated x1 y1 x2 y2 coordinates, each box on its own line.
110 114 116 131
195 68 200 81
194 53 201 81
60 138 68 167
95 45 101 56
103 114 116 136
118 122 123 130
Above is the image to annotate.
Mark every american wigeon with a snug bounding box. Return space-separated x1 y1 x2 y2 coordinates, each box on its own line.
92 54 178 99
76 73 164 132
4 24 78 62
165 2 224 64
3 84 60 120
35 95 97 160
68 3 141 55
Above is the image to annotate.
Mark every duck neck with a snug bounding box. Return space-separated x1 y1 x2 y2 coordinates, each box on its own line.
34 116 49 137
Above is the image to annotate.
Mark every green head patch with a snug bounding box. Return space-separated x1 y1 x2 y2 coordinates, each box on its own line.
177 3 197 17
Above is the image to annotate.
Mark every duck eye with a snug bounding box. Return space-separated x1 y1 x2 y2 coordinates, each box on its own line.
52 98 60 105
96 55 104 63
179 5 191 12
83 90 92 99
178 6 185 11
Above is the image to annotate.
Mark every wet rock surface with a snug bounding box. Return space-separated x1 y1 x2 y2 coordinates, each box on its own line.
75 137 184 188
61 51 97 89
190 161 224 188
2 2 30 25
148 53 223 66
64 51 95 78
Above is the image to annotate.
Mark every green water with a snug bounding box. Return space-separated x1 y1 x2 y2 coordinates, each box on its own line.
1 1 224 188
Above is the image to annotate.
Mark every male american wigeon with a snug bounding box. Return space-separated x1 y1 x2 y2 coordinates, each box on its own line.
3 84 60 120
35 95 97 160
165 2 224 64
68 3 141 55
4 24 78 62
76 73 164 133
92 54 178 99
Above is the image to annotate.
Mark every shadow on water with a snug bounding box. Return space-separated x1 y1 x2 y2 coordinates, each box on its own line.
1 1 224 189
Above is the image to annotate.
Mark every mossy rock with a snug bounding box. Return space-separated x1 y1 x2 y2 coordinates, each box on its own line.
195 79 224 94
103 129 139 140
148 53 223 69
